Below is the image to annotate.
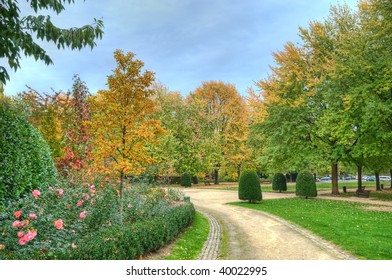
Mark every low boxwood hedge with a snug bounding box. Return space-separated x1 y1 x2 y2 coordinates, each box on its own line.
71 203 195 259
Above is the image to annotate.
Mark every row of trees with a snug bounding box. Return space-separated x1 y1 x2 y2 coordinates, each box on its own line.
248 0 392 194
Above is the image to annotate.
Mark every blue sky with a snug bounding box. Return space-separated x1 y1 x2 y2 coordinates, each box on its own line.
3 0 358 96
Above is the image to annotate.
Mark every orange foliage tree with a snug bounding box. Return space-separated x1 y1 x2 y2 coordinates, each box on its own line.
88 50 165 197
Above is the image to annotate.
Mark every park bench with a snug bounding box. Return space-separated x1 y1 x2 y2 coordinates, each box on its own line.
355 188 371 198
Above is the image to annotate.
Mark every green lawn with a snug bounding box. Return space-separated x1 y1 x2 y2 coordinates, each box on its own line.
230 198 392 260
164 211 209 260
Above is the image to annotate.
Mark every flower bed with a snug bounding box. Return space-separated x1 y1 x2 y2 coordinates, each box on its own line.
0 179 194 260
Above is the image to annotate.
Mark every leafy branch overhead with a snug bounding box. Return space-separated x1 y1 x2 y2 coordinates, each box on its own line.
0 0 104 84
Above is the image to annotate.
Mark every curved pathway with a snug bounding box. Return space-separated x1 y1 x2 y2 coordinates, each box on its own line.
184 188 356 260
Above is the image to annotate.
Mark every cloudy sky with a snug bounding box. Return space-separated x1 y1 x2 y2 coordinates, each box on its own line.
3 0 358 96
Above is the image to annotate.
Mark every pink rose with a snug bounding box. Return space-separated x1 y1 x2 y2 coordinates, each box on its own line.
14 210 22 218
79 211 87 219
89 185 95 189
57 189 64 197
12 220 22 228
116 179 121 184
48 186 54 191
85 193 89 200
54 219 64 229
105 177 110 182
18 237 27 245
32 189 41 199
29 213 38 219
17 232 24 238
77 199 84 207
24 230 37 241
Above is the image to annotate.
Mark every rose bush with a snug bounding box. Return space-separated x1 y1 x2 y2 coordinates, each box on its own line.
0 177 191 260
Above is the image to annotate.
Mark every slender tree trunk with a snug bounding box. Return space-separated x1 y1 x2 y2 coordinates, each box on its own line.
331 163 339 195
390 169 392 189
214 168 219 185
120 170 124 225
375 172 381 191
357 165 363 192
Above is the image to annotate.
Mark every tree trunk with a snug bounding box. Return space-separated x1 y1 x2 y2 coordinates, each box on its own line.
390 169 392 189
375 172 381 191
214 168 219 185
119 170 124 225
357 165 363 192
331 163 339 195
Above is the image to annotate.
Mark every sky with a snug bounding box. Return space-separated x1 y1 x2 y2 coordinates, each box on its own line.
2 0 358 97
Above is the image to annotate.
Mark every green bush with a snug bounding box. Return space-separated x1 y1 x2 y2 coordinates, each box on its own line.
180 173 192 187
0 101 57 208
272 173 287 192
238 170 262 203
72 203 195 259
296 171 317 198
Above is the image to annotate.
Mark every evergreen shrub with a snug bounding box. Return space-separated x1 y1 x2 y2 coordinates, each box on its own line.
0 101 57 207
296 171 317 198
238 170 262 203
272 173 287 192
180 173 192 187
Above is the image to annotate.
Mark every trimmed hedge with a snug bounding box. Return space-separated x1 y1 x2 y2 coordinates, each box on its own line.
272 173 287 192
71 203 195 259
0 101 57 207
180 172 192 187
296 171 317 198
239 170 262 203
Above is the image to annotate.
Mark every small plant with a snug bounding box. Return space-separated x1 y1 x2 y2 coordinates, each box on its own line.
238 170 262 203
296 171 317 198
272 173 287 193
180 173 192 188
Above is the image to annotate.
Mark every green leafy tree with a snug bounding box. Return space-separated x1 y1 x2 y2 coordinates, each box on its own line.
238 170 262 203
0 0 104 83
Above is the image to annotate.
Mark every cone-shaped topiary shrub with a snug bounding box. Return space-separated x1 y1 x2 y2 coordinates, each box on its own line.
239 170 262 203
0 100 57 208
272 173 287 193
180 172 192 187
295 171 317 198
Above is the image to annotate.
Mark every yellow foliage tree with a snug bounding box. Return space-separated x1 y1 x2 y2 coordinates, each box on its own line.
88 50 165 196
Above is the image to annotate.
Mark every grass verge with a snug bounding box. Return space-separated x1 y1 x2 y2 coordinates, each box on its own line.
164 211 209 260
230 198 392 259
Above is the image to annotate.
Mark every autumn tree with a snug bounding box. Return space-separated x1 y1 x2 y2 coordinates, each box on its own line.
0 0 104 83
88 50 164 212
187 81 249 183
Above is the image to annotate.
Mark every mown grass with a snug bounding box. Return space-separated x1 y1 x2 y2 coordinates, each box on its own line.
164 211 209 260
230 198 392 260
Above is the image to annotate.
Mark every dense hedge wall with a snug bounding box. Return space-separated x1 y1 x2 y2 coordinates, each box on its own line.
0 101 57 207
71 203 195 259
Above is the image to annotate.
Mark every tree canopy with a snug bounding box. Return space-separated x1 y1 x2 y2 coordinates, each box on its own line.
0 0 104 84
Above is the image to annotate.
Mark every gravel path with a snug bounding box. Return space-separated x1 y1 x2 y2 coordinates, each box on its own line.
184 189 356 260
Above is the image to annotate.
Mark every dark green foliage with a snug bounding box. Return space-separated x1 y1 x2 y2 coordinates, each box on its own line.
180 172 192 187
192 176 199 184
0 101 57 207
238 169 262 203
272 173 287 192
296 171 317 198
72 203 195 259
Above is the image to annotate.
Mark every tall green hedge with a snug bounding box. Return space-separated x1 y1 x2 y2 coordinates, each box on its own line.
72 203 195 259
238 170 262 203
272 173 287 192
296 171 317 198
0 101 57 206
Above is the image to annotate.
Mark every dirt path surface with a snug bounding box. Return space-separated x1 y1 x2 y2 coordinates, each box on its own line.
183 188 356 260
